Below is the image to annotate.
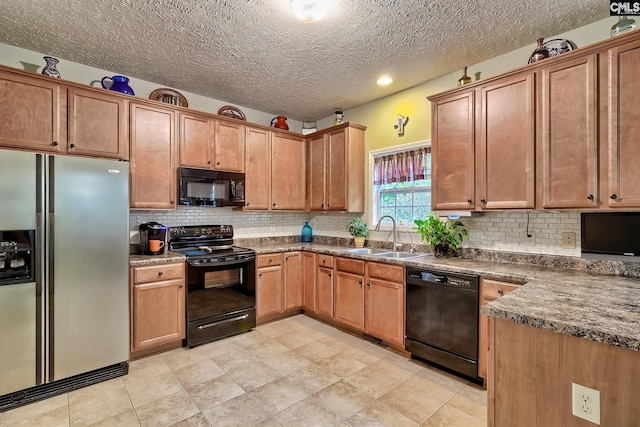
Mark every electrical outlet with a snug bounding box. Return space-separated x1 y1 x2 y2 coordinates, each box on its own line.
562 231 576 249
572 383 600 425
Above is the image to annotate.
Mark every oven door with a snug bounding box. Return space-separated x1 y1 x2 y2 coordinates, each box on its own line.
185 256 256 347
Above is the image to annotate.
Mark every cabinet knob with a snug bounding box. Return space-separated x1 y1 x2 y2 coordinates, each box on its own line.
321 204 324 208
259 273 262 277
69 143 76 148
158 271 163 276
208 160 211 165
273 203 276 207
358 280 363 286
481 198 487 204
179 285 183 289
467 199 472 204
328 273 332 278
170 200 175 204
268 259 272 263
327 204 330 208
322 260 326 264
587 194 594 201
498 289 504 295
216 161 221 165
285 257 288 261
52 141 59 146
246 202 250 206
610 194 618 200
367 282 371 288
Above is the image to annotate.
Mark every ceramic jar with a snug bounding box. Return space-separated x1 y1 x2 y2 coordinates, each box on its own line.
101 75 135 95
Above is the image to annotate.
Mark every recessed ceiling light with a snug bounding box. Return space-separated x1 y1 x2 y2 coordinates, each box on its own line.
292 0 328 23
377 76 393 86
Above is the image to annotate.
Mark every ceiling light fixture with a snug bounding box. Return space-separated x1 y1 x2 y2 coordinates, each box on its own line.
377 76 393 86
292 0 328 23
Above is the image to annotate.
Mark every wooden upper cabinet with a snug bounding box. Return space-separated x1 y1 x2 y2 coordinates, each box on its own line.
479 72 536 209
307 133 326 211
540 55 598 209
67 88 128 160
271 133 305 210
245 126 271 210
306 124 365 212
130 102 177 209
213 120 245 172
431 90 475 210
607 38 640 207
179 112 212 169
0 70 66 152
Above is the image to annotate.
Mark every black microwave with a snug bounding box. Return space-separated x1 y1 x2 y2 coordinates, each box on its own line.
178 167 245 207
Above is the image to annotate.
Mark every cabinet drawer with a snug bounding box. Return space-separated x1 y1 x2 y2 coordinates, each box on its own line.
336 257 365 275
133 263 184 284
367 262 404 284
481 279 520 303
257 253 284 268
317 254 334 268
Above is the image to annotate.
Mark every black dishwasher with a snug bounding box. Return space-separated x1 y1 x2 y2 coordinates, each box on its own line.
405 267 481 383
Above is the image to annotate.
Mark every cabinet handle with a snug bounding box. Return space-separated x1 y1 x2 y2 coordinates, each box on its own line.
52 141 59 146
158 271 163 276
69 143 76 148
467 199 472 204
497 289 504 295
587 194 594 201
481 198 487 204
610 194 618 200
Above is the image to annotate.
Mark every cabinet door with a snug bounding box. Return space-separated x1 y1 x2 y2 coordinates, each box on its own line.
214 120 245 172
67 88 128 159
284 252 302 310
479 278 520 379
130 103 177 209
257 266 283 319
316 266 334 319
271 133 305 210
326 128 347 211
431 91 475 210
132 279 185 351
607 38 640 207
179 113 212 168
479 73 535 209
365 278 404 347
0 71 66 152
307 133 326 211
334 271 364 330
541 55 598 208
302 252 316 313
245 127 271 210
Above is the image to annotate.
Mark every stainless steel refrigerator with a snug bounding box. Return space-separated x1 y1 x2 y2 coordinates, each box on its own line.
0 150 129 410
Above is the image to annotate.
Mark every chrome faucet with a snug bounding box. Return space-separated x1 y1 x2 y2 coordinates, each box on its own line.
375 215 402 251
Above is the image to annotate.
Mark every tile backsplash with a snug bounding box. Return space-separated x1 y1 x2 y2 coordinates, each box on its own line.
130 208 581 257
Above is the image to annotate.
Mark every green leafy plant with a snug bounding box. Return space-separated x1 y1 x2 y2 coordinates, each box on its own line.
413 213 468 253
347 217 369 238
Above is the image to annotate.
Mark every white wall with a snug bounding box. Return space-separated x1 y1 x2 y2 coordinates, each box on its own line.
0 43 303 131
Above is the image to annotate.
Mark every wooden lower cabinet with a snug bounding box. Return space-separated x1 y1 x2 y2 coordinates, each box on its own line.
284 252 302 310
130 262 185 357
302 252 316 313
489 318 640 427
316 256 335 319
256 254 284 320
479 278 520 379
364 262 405 347
334 257 365 330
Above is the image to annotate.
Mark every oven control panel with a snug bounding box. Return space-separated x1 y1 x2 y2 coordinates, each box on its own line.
170 225 233 239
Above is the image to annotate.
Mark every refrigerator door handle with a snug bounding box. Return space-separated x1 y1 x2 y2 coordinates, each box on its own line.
46 155 56 382
36 154 46 385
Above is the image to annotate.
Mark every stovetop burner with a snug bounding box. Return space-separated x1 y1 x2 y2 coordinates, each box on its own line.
168 225 254 262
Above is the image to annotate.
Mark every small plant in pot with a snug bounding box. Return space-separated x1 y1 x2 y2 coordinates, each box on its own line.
347 217 368 248
413 213 468 257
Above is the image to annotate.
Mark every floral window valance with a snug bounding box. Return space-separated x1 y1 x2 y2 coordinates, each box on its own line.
373 146 431 185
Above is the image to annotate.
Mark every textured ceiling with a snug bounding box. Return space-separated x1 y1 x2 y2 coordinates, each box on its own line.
0 0 608 121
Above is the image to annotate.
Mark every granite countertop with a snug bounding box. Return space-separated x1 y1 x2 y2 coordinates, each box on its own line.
247 242 640 352
129 251 186 266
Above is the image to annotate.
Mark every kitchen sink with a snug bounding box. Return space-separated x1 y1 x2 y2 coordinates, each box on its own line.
375 252 428 259
346 248 393 255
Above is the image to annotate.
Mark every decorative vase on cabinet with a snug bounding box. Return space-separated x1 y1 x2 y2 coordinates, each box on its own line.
42 56 61 78
301 222 313 242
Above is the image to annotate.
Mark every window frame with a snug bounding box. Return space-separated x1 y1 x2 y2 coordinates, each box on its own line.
368 139 431 231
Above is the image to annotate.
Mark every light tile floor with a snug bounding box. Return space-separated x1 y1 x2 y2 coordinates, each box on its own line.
0 315 487 427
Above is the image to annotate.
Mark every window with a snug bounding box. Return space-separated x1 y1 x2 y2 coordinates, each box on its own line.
371 142 431 227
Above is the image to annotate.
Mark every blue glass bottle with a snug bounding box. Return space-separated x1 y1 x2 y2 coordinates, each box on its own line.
301 222 313 242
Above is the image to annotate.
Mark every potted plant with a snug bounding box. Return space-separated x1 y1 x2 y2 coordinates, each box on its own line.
347 217 368 248
413 213 468 257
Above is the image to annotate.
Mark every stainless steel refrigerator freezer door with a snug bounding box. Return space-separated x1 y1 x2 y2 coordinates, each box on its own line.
49 156 129 381
0 150 40 394
0 282 37 395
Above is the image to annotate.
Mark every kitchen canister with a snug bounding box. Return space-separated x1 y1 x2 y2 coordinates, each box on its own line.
301 222 313 242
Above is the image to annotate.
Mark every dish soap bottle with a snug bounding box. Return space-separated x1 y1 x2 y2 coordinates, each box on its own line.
301 222 313 242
